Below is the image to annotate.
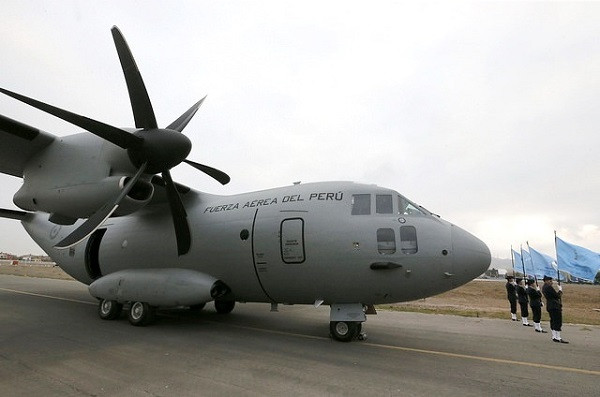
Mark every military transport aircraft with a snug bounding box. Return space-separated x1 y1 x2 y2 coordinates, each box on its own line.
0 26 490 341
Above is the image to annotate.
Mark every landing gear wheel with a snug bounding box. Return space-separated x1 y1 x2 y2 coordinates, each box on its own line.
330 321 360 342
98 299 122 320
128 301 155 326
214 300 235 314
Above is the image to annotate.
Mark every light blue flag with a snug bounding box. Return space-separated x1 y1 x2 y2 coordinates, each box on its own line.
512 249 525 275
512 250 523 272
528 246 558 279
555 237 600 281
521 249 535 277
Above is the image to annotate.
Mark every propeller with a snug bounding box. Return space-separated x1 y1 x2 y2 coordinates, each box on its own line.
0 26 230 255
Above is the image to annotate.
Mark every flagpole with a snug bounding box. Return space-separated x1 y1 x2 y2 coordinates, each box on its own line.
510 245 515 277
554 230 561 286
520 244 527 279
526 241 538 286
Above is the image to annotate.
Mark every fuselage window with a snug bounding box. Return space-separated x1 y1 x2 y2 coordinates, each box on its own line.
400 225 418 254
351 194 371 215
376 195 393 214
280 218 305 264
377 228 396 254
398 195 426 216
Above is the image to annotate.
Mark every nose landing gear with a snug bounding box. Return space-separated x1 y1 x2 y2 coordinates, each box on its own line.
329 303 368 342
329 320 367 342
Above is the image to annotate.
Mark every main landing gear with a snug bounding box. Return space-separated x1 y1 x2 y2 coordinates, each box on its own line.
98 299 157 326
96 299 237 326
214 299 235 314
127 301 155 326
98 299 122 320
329 303 368 342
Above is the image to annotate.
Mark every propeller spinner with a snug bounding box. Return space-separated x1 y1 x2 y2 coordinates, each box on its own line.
0 26 230 255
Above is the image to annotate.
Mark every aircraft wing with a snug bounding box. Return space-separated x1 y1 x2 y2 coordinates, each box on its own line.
0 114 55 177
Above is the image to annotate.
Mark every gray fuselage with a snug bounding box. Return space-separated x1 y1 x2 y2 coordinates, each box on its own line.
22 181 490 306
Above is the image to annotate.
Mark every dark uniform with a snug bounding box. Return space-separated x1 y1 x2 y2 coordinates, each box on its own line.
542 275 568 343
505 276 517 320
526 280 545 332
516 279 531 326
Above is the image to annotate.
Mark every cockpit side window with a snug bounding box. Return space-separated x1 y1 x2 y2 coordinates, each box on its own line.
400 225 418 254
377 228 396 254
351 194 371 215
376 195 393 214
398 195 426 216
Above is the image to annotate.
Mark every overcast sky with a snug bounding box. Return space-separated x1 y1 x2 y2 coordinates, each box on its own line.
1 1 599 260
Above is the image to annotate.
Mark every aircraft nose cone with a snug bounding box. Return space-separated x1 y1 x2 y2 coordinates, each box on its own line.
451 226 491 286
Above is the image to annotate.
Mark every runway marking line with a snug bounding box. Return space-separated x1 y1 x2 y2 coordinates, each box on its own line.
363 341 600 377
0 287 96 306
212 322 600 377
3 286 599 377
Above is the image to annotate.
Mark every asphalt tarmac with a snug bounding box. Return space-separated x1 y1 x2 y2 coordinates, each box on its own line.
1 274 599 396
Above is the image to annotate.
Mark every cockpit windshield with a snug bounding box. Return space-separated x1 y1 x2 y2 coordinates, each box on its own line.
351 192 430 216
398 195 428 216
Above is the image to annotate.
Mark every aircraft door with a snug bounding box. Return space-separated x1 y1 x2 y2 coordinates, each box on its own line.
252 211 309 303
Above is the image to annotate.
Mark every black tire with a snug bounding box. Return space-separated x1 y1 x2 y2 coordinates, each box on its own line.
214 300 235 314
330 321 359 342
98 299 122 320
127 301 155 326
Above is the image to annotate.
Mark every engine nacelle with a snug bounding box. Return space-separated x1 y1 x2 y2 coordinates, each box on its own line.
88 269 231 307
13 175 154 222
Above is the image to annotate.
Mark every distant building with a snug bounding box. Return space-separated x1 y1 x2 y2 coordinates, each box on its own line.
18 254 53 263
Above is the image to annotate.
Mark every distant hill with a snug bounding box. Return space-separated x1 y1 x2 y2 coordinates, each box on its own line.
489 257 513 270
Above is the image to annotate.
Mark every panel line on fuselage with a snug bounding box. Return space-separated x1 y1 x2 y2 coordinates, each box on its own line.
250 208 276 303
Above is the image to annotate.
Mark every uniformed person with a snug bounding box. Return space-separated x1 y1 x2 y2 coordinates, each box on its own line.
505 275 518 321
526 279 546 333
516 278 532 326
541 275 568 343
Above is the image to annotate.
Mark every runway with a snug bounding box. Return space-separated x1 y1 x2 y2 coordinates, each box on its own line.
1 275 599 396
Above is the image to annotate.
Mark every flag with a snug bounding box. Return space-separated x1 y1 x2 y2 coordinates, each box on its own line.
512 248 533 277
528 246 558 279
512 249 522 274
555 237 600 281
521 249 535 277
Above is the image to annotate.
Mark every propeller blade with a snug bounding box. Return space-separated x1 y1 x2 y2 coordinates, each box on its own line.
166 96 206 132
183 159 230 185
111 26 158 129
0 87 142 150
162 170 191 256
0 114 40 140
0 209 29 221
54 163 148 249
